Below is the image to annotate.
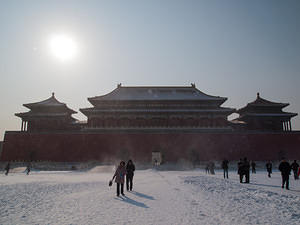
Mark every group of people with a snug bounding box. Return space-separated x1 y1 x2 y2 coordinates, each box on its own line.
4 158 299 192
221 158 253 182
205 161 215 175
111 159 135 197
280 159 300 189
266 159 299 189
221 159 257 181
110 158 298 192
220 158 299 190
237 158 251 183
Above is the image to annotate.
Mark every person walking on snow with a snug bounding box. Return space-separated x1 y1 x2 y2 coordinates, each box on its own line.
5 162 10 176
239 158 250 183
291 160 299 180
238 159 243 183
205 164 209 174
251 161 256 174
112 161 126 196
126 159 135 191
266 161 272 178
243 158 250 183
209 161 215 175
279 159 291 190
26 163 31 175
222 159 229 179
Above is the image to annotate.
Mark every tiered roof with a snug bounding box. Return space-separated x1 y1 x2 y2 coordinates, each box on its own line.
236 93 297 119
15 93 77 119
80 84 235 116
88 84 227 105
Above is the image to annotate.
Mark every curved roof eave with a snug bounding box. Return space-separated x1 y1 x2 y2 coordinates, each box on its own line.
22 94 77 114
87 85 228 104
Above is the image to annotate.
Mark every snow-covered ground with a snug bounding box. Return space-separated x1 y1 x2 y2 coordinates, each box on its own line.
1 169 300 225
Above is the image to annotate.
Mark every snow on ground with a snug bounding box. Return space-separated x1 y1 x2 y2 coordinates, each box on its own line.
1 169 300 225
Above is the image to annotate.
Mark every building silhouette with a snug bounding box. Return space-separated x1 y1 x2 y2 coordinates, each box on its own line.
1 84 299 162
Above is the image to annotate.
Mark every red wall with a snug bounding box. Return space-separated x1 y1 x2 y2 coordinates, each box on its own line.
1 131 300 162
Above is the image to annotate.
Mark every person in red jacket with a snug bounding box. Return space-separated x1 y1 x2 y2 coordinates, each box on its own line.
112 161 126 196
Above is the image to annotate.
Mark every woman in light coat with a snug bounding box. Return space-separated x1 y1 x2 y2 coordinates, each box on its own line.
112 161 126 196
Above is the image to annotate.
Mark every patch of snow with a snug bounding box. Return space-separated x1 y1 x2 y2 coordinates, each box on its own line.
0 170 299 224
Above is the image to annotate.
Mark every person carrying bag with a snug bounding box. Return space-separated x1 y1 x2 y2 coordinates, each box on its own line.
111 161 126 196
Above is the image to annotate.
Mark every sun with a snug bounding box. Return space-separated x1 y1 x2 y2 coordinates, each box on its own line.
49 34 77 61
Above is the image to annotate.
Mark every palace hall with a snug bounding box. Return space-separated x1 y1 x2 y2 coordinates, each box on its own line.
1 84 299 163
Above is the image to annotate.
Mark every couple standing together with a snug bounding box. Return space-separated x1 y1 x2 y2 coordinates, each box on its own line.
112 160 135 196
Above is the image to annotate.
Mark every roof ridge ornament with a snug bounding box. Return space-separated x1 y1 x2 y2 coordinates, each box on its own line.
191 83 196 88
52 92 55 97
117 83 122 88
257 92 260 98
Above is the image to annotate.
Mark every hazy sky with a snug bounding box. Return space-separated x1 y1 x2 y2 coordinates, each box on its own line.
0 0 299 140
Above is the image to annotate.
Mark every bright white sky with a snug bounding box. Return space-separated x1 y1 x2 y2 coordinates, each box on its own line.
0 0 300 140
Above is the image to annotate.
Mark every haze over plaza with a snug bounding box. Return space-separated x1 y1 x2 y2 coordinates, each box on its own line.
0 1 300 140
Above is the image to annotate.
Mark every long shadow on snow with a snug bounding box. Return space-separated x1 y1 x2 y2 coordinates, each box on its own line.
131 191 155 200
248 182 300 193
248 183 280 189
116 195 149 208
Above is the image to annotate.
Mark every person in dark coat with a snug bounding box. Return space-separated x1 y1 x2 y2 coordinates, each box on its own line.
243 158 250 183
209 161 215 175
5 162 10 176
26 163 31 175
266 161 272 178
291 160 299 180
205 164 209 174
251 161 256 174
239 157 250 183
278 159 291 190
126 159 135 191
222 159 229 179
237 159 243 183
112 161 126 196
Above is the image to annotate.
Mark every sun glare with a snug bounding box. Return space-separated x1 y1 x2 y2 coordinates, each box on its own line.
49 34 77 62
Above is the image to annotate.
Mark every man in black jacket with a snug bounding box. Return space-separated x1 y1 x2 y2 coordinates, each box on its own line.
222 159 229 179
243 158 250 183
126 159 135 191
5 162 10 176
279 159 291 190
238 159 243 183
251 161 256 174
266 161 272 178
291 160 299 180
238 158 250 183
